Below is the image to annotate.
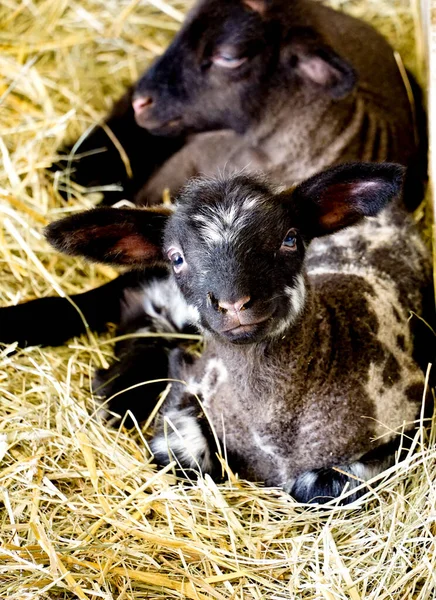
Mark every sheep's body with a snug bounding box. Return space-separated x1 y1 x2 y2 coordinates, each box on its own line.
149 200 430 495
44 163 432 502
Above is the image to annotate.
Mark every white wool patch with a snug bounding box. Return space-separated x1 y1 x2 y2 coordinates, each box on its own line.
289 470 318 493
327 210 395 254
140 277 200 332
296 418 325 447
273 273 307 336
309 207 429 262
362 277 423 438
151 407 212 473
252 431 279 459
201 358 228 406
285 274 306 318
185 358 228 408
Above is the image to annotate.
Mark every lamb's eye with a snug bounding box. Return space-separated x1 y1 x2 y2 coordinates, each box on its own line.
212 54 247 69
282 229 297 250
168 248 185 273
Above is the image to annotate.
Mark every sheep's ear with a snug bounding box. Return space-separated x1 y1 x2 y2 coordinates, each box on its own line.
286 35 356 99
287 163 405 238
45 207 172 266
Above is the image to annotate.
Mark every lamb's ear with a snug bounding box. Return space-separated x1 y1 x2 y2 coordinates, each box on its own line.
287 35 356 99
242 0 269 16
287 163 405 238
45 207 172 266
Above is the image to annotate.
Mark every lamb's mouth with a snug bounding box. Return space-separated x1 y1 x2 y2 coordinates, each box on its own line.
219 315 272 342
140 117 183 135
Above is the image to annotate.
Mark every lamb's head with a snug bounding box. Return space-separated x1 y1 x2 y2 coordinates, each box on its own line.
163 175 307 343
46 163 403 344
132 0 356 136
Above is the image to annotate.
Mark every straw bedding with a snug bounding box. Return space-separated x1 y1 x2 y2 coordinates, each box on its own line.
0 1 435 598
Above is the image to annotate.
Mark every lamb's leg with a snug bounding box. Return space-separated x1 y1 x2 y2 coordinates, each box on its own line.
94 272 201 424
94 334 200 428
150 400 216 476
289 437 413 504
0 269 156 348
150 348 218 476
289 461 390 505
93 340 173 427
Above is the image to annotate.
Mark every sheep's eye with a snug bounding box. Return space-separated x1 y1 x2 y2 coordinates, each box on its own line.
168 248 185 273
212 53 247 69
281 229 297 250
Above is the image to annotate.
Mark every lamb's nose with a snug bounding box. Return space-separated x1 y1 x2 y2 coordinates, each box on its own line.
218 296 251 313
132 96 154 114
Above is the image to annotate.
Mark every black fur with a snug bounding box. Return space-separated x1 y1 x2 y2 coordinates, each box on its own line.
0 271 143 348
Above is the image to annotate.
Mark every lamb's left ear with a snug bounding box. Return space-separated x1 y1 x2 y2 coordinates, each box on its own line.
45 206 172 266
242 0 269 16
286 162 405 238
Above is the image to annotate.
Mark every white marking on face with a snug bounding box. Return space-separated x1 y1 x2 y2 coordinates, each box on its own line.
273 273 307 336
193 214 228 244
150 407 212 473
222 205 238 226
192 195 265 245
286 274 306 317
242 195 261 211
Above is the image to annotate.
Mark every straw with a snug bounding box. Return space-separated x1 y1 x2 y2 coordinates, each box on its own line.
0 0 434 598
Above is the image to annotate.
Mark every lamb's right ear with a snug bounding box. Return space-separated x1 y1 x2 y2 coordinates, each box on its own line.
286 162 405 239
45 207 172 266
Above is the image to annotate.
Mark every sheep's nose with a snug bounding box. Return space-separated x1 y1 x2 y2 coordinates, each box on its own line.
132 95 154 114
218 296 251 313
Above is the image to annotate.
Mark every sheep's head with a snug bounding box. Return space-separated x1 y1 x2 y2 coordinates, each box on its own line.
132 0 356 136
46 163 403 344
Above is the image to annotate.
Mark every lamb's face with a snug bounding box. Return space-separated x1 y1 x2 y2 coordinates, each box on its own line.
164 175 307 344
132 0 275 136
132 0 356 136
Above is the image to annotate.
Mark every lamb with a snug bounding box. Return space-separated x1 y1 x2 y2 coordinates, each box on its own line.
63 0 425 209
44 162 432 503
0 0 427 350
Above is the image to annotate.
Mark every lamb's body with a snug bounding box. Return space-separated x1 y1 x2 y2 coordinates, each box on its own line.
156 201 429 490
44 163 432 502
